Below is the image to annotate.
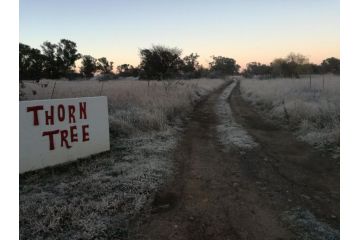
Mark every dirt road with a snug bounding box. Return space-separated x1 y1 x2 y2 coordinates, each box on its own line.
132 81 339 240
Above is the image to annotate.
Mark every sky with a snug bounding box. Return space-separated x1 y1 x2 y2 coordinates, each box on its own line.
20 0 339 69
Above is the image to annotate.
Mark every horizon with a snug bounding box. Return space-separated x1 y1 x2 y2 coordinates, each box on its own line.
20 0 339 69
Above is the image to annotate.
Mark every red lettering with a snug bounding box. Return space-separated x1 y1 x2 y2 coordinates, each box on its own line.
27 105 44 126
68 105 76 123
42 130 59 150
79 102 87 119
45 106 54 125
58 104 65 122
70 125 78 142
60 130 71 149
82 124 90 142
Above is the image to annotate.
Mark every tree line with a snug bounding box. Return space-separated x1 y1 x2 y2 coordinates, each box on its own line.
20 40 239 81
19 39 339 81
242 53 340 79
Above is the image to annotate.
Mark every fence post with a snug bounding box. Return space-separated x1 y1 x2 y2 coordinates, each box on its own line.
322 74 325 89
99 81 105 95
50 80 57 99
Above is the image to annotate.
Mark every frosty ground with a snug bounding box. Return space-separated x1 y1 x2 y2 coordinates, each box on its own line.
133 80 339 240
240 74 340 158
20 76 339 239
20 78 226 239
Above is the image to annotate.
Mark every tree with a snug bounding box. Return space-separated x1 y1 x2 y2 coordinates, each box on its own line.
117 64 130 74
243 62 271 78
139 45 184 80
285 52 309 77
270 58 287 77
41 41 60 78
321 57 340 75
80 55 97 78
182 53 199 72
181 53 200 78
117 64 139 77
286 52 309 65
197 65 210 78
309 63 322 74
40 39 81 78
270 53 310 78
97 57 113 74
19 43 45 80
56 39 81 75
209 56 240 76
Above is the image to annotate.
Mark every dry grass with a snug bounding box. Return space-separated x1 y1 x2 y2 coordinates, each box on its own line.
20 129 178 239
21 78 225 134
240 74 340 156
20 77 226 239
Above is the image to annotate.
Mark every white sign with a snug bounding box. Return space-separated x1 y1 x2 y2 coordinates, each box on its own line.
19 96 110 173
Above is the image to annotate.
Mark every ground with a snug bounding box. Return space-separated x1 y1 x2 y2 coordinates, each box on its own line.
130 81 339 240
20 80 339 240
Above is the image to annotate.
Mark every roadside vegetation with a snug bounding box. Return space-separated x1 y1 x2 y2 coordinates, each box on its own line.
240 74 340 157
19 78 226 239
21 78 225 134
19 39 232 239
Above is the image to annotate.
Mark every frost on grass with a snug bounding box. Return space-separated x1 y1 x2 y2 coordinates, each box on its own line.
215 81 257 151
20 129 178 239
240 75 339 157
281 207 339 240
22 78 225 134
20 78 226 239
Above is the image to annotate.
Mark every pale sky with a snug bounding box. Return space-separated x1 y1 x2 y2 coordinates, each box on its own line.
20 0 339 69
